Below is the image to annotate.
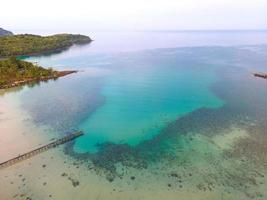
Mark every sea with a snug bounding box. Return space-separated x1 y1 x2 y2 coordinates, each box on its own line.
0 30 267 200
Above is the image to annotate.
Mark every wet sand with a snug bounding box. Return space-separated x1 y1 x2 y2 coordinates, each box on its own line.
0 95 58 163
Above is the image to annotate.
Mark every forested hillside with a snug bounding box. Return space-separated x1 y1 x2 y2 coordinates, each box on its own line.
0 34 91 57
0 57 56 86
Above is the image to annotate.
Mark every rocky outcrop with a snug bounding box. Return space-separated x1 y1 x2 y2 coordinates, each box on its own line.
0 28 13 36
254 73 267 79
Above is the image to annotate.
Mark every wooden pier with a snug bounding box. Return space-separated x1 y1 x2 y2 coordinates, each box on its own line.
0 131 84 169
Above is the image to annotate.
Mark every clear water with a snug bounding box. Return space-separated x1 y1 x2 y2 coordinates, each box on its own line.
74 50 224 152
21 31 267 154
1 30 265 199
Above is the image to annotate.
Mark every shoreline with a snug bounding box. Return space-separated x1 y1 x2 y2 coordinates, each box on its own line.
0 42 92 60
0 47 69 60
0 70 78 89
0 45 84 59
0 95 58 163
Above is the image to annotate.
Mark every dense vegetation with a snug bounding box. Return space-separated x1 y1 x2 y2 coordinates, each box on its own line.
0 28 13 36
0 34 91 57
0 57 56 86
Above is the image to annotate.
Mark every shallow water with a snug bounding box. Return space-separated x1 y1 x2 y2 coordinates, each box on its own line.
74 49 224 152
1 31 267 199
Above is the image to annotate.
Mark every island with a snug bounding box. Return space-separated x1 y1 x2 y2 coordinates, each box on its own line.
0 28 13 36
0 33 92 57
253 73 267 79
0 57 77 89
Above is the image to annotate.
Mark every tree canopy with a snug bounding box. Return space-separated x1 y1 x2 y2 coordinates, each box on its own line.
0 34 91 57
0 57 56 86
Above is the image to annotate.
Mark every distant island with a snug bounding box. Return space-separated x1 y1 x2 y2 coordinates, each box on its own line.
0 57 77 89
0 33 92 57
254 73 267 79
0 31 92 89
0 28 13 36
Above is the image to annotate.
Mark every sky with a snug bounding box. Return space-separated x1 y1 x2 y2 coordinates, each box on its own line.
1 0 267 31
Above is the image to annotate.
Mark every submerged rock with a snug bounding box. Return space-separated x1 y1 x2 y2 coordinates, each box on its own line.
107 176 114 182
61 172 68 177
72 180 80 187
67 177 80 187
169 172 179 178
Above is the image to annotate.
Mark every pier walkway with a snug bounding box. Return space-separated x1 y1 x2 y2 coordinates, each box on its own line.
0 131 84 169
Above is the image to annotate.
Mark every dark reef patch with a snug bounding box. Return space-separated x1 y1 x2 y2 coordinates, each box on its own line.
64 52 267 191
13 46 267 196
21 76 106 133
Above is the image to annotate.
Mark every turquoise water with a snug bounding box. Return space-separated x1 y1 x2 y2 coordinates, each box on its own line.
2 31 267 199
74 53 223 152
24 46 227 153
22 43 267 155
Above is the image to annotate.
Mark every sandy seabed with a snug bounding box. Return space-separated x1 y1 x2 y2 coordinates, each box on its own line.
0 93 267 200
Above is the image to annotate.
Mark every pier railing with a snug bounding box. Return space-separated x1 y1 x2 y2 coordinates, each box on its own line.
0 131 84 169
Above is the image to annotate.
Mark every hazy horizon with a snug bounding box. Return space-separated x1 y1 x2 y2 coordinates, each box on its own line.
1 0 267 32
